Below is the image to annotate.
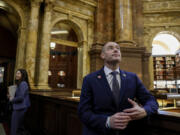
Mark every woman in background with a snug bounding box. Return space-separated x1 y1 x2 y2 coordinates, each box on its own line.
9 69 31 135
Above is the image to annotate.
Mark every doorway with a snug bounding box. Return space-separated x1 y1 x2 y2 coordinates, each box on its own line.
0 1 19 121
49 22 78 89
0 6 19 88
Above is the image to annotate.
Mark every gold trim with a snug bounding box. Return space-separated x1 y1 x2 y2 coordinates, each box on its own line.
51 38 78 47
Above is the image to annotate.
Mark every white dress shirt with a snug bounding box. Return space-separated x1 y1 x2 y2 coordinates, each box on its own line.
104 66 121 90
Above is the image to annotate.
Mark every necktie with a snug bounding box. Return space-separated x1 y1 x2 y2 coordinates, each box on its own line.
111 71 120 105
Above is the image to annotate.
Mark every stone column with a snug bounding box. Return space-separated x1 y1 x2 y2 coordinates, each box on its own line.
15 27 26 70
142 52 153 90
77 44 83 89
25 0 41 88
115 0 135 46
77 41 90 89
82 41 90 77
37 1 53 89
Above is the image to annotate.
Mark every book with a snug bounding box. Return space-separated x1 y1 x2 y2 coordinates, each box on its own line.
8 85 17 101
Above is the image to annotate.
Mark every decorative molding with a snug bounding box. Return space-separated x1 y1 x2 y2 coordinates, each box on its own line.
53 6 94 21
120 46 146 54
144 23 180 27
143 14 180 26
51 38 78 47
143 9 180 14
143 1 180 13
79 0 97 7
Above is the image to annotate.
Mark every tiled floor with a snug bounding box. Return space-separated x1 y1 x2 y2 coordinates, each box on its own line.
0 123 6 135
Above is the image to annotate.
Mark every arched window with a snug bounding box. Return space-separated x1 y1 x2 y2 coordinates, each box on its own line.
152 33 180 55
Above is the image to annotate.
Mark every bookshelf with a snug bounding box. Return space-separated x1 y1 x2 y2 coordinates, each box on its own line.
153 55 180 109
153 55 176 90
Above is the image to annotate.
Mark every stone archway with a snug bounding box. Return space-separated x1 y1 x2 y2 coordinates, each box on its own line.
4 0 27 71
50 18 88 89
0 0 27 87
51 18 85 42
158 31 180 43
152 31 180 55
4 0 26 27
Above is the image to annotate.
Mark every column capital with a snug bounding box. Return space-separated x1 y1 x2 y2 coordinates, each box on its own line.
116 40 137 47
44 0 55 12
31 0 43 7
17 26 26 34
45 0 55 3
142 52 151 62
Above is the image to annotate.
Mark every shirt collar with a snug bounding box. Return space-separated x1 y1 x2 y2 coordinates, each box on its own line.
104 66 120 76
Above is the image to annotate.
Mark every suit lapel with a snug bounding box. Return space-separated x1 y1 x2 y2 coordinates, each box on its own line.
97 68 115 104
118 70 126 105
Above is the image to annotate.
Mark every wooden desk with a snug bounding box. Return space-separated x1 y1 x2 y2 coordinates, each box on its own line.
26 91 180 135
155 93 180 108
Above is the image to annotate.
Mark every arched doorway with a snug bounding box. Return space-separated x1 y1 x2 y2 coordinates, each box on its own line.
0 1 20 89
49 21 79 89
152 32 180 96
0 0 20 120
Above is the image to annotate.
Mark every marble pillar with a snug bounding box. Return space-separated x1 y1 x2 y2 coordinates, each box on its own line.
15 27 26 71
37 2 52 89
25 1 41 88
77 41 90 89
77 45 83 89
142 52 153 90
94 0 104 43
82 41 90 77
115 0 135 46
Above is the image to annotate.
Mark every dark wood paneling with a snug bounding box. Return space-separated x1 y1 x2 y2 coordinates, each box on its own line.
26 93 82 135
49 44 77 89
26 93 180 135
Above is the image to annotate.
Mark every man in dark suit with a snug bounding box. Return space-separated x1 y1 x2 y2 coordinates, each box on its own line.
78 42 158 135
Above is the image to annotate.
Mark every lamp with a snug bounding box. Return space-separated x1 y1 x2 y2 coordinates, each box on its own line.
51 30 69 35
58 70 66 77
50 42 56 49
48 70 52 76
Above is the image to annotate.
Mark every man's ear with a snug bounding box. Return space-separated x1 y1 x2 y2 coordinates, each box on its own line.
100 52 105 59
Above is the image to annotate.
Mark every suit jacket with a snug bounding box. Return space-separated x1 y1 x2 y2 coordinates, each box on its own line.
11 81 31 110
78 67 158 135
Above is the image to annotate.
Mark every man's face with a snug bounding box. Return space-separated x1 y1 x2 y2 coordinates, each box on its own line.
101 42 121 63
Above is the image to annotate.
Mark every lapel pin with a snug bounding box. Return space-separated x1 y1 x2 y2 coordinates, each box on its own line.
97 75 101 79
123 74 126 77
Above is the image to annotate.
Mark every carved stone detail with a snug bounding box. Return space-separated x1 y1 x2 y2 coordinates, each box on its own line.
143 1 180 12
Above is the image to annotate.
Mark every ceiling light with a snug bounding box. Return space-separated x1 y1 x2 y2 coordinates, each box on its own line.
51 30 69 35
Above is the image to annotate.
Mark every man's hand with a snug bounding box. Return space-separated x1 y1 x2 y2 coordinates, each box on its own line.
123 98 147 120
109 112 131 130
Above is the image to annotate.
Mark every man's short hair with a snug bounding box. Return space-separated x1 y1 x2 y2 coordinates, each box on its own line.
101 42 119 53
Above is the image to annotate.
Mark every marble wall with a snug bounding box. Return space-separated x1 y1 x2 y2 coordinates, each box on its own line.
6 0 180 90
6 0 96 89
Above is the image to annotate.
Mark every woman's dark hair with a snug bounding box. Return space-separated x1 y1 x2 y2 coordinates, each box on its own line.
15 69 30 90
